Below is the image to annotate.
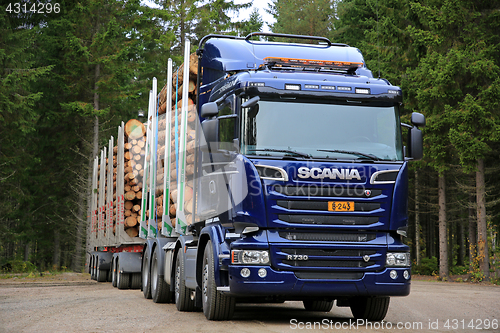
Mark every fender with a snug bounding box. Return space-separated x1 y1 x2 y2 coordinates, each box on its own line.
96 251 113 270
142 238 155 270
151 237 176 281
196 224 227 288
168 235 195 289
115 252 142 273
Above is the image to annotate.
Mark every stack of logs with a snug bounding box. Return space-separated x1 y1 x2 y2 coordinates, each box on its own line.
155 52 198 231
96 161 106 238
119 119 147 238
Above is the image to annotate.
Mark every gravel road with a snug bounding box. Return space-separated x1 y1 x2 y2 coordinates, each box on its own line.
1 273 499 333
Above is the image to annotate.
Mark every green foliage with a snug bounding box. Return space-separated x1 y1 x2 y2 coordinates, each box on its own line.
1 260 38 274
412 257 438 276
450 265 468 275
235 8 264 37
269 0 337 39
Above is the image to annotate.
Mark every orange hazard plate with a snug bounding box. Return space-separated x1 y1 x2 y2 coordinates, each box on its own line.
328 201 354 212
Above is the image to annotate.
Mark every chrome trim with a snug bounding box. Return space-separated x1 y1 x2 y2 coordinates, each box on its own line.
370 170 399 184
255 165 289 181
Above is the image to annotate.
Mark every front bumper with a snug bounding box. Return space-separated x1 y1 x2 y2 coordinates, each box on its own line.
225 265 410 298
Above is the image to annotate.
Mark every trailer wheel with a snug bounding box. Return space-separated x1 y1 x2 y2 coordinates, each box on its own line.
130 273 141 289
350 296 390 321
303 300 334 312
90 256 96 280
174 249 195 311
202 240 235 320
116 259 130 290
96 266 107 282
142 247 152 299
111 258 117 287
151 247 171 303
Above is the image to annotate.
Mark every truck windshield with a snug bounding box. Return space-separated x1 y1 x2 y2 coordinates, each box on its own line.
240 99 403 161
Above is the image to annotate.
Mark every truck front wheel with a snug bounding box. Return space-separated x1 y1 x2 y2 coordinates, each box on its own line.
142 248 152 299
303 300 334 312
151 247 171 303
174 249 195 311
202 240 235 320
349 296 390 321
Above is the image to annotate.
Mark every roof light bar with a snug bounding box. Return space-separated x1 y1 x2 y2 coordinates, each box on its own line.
249 82 265 87
264 57 363 72
304 84 319 89
285 84 301 91
337 86 352 91
321 85 336 90
355 88 370 94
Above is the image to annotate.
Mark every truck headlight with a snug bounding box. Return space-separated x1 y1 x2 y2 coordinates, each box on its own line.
232 250 270 265
386 252 410 267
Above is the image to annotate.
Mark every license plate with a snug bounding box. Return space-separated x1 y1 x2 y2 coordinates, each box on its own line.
328 201 354 212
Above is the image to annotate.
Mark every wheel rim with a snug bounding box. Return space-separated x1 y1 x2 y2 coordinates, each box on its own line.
142 253 149 289
202 263 209 304
175 263 180 303
151 254 157 293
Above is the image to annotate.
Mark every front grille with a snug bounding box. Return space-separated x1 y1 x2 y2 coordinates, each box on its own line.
279 232 376 242
272 245 383 279
281 248 376 257
279 214 378 226
295 272 364 280
276 200 380 212
273 185 382 198
282 260 372 268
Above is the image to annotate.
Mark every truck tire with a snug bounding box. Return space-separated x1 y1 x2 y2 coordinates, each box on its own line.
202 240 235 320
111 259 117 287
90 256 96 280
96 266 107 282
174 249 195 311
116 259 130 290
350 296 390 321
303 300 334 312
142 248 152 299
130 273 141 289
151 248 171 303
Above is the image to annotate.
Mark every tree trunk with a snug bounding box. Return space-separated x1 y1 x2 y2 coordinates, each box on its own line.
458 218 465 266
415 169 421 266
438 173 448 279
72 186 85 272
468 179 476 275
476 158 489 280
52 230 61 270
24 242 30 262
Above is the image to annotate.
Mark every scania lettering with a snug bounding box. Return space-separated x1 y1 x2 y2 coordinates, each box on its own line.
297 167 362 180
88 32 425 322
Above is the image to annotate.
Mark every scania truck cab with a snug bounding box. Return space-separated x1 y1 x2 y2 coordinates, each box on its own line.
189 33 425 320
139 32 425 322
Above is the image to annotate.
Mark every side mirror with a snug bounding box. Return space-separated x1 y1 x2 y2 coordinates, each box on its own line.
411 112 425 128
201 102 218 118
201 118 218 152
409 127 423 160
241 96 260 108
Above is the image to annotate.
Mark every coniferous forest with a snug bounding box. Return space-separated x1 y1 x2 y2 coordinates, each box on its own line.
1 0 500 282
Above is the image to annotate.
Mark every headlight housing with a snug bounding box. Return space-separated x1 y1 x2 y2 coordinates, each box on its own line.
232 250 270 265
386 252 411 267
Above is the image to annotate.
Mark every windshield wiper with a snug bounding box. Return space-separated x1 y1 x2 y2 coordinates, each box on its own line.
249 148 311 158
317 149 380 160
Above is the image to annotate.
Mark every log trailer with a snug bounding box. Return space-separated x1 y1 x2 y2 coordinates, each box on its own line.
88 32 425 321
